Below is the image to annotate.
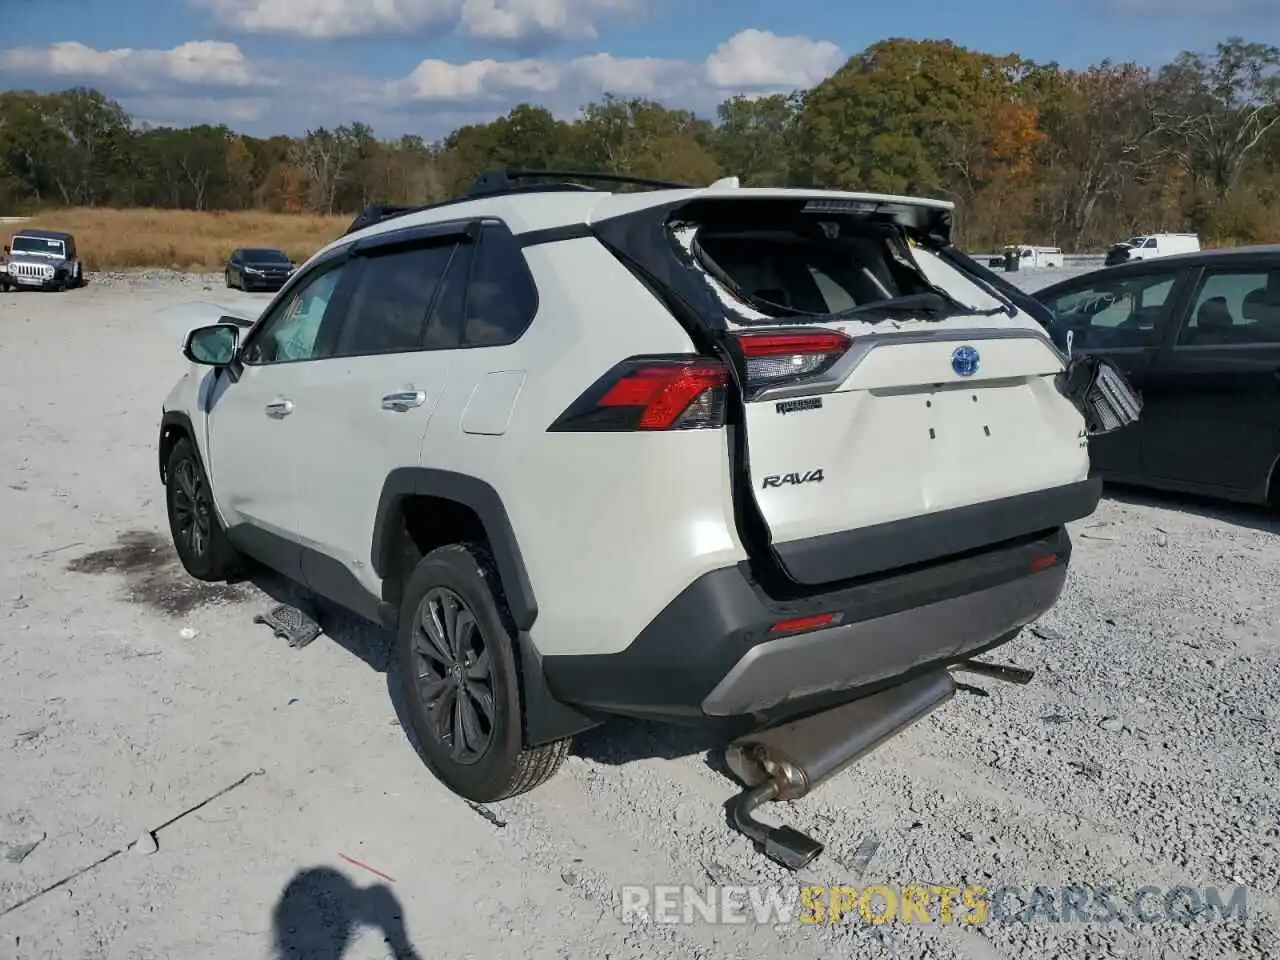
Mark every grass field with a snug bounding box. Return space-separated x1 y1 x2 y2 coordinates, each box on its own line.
2 208 350 272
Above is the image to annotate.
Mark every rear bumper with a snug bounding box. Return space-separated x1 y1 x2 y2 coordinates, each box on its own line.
541 523 1074 724
772 477 1101 586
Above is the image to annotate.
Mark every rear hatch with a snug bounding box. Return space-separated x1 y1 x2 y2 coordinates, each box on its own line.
588 189 1096 586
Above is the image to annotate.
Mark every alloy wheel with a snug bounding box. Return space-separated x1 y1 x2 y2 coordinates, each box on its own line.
411 587 495 764
171 458 212 558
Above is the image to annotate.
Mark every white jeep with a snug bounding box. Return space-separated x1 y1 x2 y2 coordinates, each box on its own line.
159 171 1139 865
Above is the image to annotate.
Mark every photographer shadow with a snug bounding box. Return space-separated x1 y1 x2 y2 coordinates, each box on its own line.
272 866 422 960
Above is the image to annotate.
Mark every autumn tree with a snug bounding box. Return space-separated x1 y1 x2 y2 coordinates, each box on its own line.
570 95 721 184
1156 37 1280 198
0 33 1275 247
713 93 802 186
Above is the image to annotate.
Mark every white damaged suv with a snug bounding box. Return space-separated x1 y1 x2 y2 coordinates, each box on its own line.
159 171 1138 813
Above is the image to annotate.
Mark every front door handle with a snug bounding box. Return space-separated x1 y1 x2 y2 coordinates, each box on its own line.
265 398 294 418
381 390 426 412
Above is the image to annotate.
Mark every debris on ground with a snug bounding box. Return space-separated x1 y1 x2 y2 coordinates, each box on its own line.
253 603 321 648
1 832 45 864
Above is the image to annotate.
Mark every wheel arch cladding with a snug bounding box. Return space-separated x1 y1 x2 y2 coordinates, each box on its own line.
158 410 196 484
372 468 538 632
373 468 600 746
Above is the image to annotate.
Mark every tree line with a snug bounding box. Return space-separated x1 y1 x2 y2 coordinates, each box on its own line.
1 36 1277 252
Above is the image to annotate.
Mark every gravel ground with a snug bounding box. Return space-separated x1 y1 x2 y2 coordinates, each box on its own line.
1 267 1277 960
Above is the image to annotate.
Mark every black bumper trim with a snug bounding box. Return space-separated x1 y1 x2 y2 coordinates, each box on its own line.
541 525 1072 723
772 477 1101 585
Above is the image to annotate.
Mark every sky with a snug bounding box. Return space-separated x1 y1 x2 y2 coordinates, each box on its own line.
0 0 1275 140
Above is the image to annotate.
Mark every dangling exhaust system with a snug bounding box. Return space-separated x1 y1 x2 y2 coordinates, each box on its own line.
724 660 1034 869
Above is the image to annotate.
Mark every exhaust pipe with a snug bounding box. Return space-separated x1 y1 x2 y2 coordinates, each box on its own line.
724 670 957 869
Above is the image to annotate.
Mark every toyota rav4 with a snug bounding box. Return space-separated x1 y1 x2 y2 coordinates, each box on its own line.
159 171 1138 848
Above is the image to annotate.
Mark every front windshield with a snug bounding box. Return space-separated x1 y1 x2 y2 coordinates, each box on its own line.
243 248 290 263
11 235 65 257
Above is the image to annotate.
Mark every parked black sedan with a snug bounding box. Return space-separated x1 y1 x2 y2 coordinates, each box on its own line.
1031 245 1280 507
225 247 295 292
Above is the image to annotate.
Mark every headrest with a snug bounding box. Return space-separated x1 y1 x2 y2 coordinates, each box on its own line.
1243 286 1280 322
1196 296 1233 331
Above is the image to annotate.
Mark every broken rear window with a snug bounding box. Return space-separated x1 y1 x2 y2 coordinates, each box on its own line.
675 215 1003 323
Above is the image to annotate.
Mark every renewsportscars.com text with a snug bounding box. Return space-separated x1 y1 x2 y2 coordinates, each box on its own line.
619 884 1249 926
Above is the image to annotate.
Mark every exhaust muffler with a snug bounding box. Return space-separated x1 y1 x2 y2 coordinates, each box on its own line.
724 659 1036 869
724 670 957 869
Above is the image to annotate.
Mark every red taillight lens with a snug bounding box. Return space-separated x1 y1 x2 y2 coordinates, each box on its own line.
733 330 850 391
549 357 729 432
769 613 837 634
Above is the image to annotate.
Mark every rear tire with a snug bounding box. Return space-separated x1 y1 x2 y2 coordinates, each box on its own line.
164 437 241 581
396 543 571 803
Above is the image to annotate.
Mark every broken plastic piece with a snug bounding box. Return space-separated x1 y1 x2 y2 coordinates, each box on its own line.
253 603 321 648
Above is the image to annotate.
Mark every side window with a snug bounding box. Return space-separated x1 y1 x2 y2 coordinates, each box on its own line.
1178 269 1280 347
461 225 538 348
332 242 458 358
1042 273 1176 349
241 263 347 365
1143 238 1157 249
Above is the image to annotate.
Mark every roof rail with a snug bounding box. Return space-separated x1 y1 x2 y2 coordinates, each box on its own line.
468 168 694 196
341 168 696 237
343 203 422 235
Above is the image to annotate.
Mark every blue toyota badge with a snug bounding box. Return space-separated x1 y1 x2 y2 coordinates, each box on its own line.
951 345 980 377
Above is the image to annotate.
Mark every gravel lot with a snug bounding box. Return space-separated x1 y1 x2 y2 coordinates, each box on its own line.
1 267 1277 960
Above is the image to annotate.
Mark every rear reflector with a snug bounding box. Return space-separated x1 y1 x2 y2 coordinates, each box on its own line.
769 613 837 634
1029 553 1058 572
548 357 729 432
733 330 850 396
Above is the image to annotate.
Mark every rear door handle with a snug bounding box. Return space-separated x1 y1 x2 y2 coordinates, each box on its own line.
381 390 426 411
264 398 294 418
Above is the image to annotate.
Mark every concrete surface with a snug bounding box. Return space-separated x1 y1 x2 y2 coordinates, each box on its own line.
0 269 1276 960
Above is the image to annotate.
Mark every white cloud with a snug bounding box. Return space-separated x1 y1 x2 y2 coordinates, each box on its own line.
196 0 647 44
389 30 844 105
0 40 261 90
0 29 844 136
460 0 646 43
705 29 843 90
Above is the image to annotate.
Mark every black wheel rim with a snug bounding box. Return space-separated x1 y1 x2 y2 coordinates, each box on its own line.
411 587 495 765
171 458 212 559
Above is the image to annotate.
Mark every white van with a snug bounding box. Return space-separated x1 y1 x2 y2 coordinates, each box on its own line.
1104 233 1200 266
1017 245 1065 268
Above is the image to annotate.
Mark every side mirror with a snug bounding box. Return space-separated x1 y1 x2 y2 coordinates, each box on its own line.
183 323 240 366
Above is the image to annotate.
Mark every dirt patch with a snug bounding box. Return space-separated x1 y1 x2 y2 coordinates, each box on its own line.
66 528 247 616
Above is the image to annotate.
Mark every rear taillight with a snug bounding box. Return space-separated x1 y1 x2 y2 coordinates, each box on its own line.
548 356 729 432
733 330 850 394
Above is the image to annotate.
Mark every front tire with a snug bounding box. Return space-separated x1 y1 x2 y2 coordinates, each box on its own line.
164 437 241 581
396 544 571 803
